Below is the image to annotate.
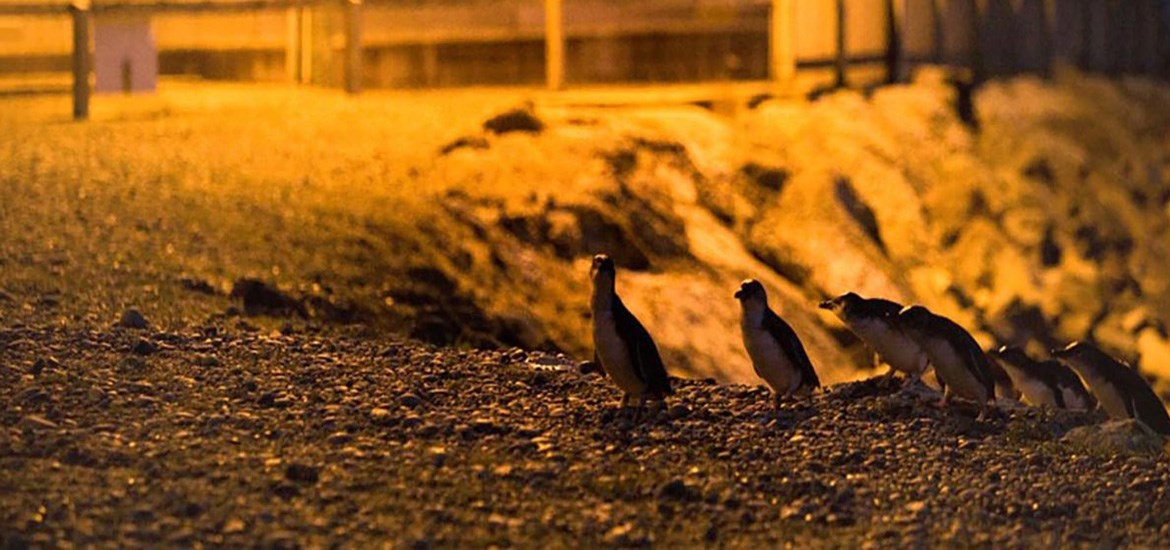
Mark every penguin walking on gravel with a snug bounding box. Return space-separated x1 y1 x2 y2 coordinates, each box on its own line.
589 254 672 417
1052 342 1170 435
989 346 1095 411
895 305 995 419
734 280 820 405
819 293 929 387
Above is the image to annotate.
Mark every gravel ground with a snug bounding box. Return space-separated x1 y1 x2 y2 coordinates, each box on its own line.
3 320 1170 547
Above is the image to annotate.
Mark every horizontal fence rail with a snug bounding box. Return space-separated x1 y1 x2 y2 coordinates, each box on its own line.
0 0 1165 119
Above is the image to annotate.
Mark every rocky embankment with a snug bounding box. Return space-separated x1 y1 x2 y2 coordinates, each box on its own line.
3 320 1170 547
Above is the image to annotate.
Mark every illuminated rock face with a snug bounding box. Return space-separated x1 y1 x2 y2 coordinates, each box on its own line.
419 71 1170 388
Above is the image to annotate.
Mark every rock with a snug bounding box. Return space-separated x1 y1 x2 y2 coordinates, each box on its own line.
118 308 149 329
285 463 320 484
29 356 60 376
195 354 221 367
131 338 157 356
483 107 543 135
399 393 423 409
118 356 148 371
657 478 701 502
326 432 353 446
578 361 602 376
370 408 392 422
17 415 58 430
1062 419 1166 456
438 135 490 156
179 277 217 295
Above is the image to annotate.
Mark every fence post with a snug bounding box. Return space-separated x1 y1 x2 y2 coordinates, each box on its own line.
931 0 944 64
545 0 564 90
884 0 903 84
285 5 300 83
344 0 362 94
835 0 847 88
769 0 795 93
968 0 985 83
69 1 90 121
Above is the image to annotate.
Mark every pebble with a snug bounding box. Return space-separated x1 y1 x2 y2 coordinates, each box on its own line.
195 355 221 367
131 338 157 356
117 308 149 329
285 463 320 484
17 415 59 431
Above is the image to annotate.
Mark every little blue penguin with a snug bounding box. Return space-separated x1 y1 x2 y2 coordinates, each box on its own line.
1052 341 1170 435
735 279 820 405
589 254 672 413
895 305 995 418
819 292 928 387
989 346 1095 410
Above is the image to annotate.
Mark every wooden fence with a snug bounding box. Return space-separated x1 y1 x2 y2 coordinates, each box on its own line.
0 0 1166 120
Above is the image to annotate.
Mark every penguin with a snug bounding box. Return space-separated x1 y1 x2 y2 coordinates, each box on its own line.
818 293 929 387
989 346 1095 410
894 305 995 418
734 279 820 405
589 254 672 414
1052 341 1170 435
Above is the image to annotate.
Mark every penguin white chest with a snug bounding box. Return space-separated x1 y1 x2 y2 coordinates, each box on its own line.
741 324 798 394
851 319 923 374
1082 373 1129 419
1014 376 1058 408
592 310 647 397
923 338 988 402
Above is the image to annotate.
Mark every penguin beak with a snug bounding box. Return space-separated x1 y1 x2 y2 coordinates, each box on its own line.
734 289 744 300
817 299 833 310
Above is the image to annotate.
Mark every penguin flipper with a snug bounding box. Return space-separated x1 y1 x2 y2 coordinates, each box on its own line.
613 297 672 396
1132 390 1170 435
765 310 820 390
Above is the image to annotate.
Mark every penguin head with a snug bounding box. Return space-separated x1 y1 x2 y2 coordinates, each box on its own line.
818 292 863 317
990 345 1031 367
590 254 615 277
1050 341 1110 376
1051 341 1088 360
734 279 767 303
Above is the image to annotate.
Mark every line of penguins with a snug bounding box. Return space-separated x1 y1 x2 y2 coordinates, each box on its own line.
588 254 1170 435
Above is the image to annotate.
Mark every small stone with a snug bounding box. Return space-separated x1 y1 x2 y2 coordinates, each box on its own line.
29 357 60 376
668 404 691 420
118 308 149 329
370 407 392 420
222 518 246 534
195 355 221 367
399 393 423 409
428 446 449 467
285 463 320 484
657 478 700 502
578 361 602 376
327 432 353 446
131 338 157 356
118 356 148 371
17 415 58 431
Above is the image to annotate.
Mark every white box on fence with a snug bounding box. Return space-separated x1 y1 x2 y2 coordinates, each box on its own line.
94 14 158 94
